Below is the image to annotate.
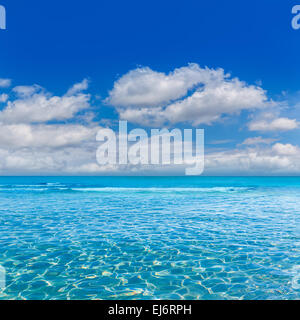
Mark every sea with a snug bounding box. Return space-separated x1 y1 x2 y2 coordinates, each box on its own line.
0 176 299 300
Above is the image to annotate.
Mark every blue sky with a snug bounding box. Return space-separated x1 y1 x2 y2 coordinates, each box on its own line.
0 0 300 175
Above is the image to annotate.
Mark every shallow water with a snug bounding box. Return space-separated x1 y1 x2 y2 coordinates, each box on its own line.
0 177 299 300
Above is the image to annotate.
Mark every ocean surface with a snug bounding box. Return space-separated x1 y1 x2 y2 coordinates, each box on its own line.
0 176 299 300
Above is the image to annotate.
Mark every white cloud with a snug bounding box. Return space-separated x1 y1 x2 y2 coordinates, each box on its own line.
0 73 299 175
0 78 11 88
272 143 299 156
0 121 105 174
66 79 89 96
0 81 91 124
0 124 98 148
248 117 298 132
242 136 277 145
205 143 300 175
0 79 103 174
209 139 234 145
106 64 273 126
106 64 224 108
117 107 166 126
12 85 42 98
164 79 269 125
0 146 103 174
0 93 8 103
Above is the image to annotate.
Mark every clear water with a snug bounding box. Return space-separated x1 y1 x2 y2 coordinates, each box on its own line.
0 176 299 300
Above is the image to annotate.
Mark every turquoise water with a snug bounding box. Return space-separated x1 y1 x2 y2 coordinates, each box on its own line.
0 176 299 300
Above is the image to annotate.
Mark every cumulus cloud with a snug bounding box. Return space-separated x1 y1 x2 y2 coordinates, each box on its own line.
0 147 109 174
248 117 298 132
272 143 299 156
66 79 89 96
106 64 273 126
209 139 233 145
12 85 42 98
164 79 269 125
0 72 299 175
205 143 300 175
0 79 103 174
0 124 98 148
0 93 8 103
0 78 11 88
106 64 223 108
0 80 90 124
242 136 277 145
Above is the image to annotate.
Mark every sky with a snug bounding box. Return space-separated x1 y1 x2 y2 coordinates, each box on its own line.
0 0 300 175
